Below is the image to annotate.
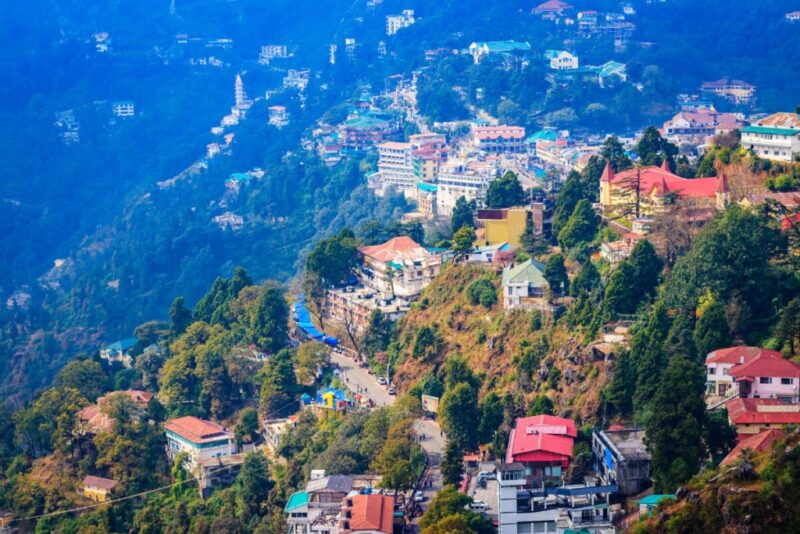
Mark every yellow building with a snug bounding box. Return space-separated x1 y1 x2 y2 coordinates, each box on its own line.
478 207 528 246
82 475 118 503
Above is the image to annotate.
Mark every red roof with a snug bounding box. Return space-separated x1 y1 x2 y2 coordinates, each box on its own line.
346 494 394 534
730 353 800 380
474 125 526 141
726 397 800 425
606 164 722 199
515 414 578 437
781 213 800 232
358 236 428 263
706 346 782 365
533 0 573 13
506 415 576 463
164 416 234 444
721 429 784 466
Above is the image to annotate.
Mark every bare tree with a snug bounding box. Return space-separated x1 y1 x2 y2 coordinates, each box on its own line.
647 202 696 267
302 271 327 331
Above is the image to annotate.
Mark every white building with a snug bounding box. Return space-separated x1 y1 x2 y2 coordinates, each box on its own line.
386 9 415 36
544 49 579 70
436 159 497 216
741 112 800 162
165 416 236 473
259 44 289 64
268 105 290 128
502 259 550 311
112 101 135 117
375 141 416 196
234 74 253 111
283 68 311 92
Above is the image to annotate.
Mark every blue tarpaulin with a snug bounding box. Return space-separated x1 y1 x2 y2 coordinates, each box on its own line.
293 295 339 347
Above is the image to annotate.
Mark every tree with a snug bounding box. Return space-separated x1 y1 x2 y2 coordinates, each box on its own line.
777 297 800 356
635 126 678 168
600 136 633 172
557 199 598 250
440 382 480 452
362 310 394 357
451 196 476 233
14 387 88 458
552 171 590 236
544 254 568 297
260 349 298 417
294 342 330 385
419 485 492 534
452 226 476 258
628 239 662 303
604 262 638 316
486 171 526 208
305 228 358 286
253 285 289 353
694 296 731 359
55 359 110 401
645 356 708 493
527 395 554 416
238 451 274 518
235 407 260 446
441 440 465 486
302 271 327 331
520 220 550 257
604 350 635 417
705 409 737 459
169 296 193 337
467 279 497 308
478 392 503 444
632 303 671 410
571 261 600 297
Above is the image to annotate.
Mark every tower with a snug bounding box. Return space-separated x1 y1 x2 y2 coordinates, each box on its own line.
235 74 252 110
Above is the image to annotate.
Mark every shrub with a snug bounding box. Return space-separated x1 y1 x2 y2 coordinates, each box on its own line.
466 278 496 308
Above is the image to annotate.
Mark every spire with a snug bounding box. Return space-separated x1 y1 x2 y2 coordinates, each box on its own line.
660 159 670 172
600 162 614 182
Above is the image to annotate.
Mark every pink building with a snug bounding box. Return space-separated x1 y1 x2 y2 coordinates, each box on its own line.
706 346 800 403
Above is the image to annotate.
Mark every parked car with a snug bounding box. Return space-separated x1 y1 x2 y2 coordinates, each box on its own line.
477 471 495 481
414 491 425 503
388 386 396 395
377 376 387 385
468 500 488 512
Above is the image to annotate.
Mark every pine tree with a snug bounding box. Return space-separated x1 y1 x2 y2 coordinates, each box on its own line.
451 196 476 233
557 199 598 250
544 254 569 297
253 285 289 353
486 171 526 208
632 303 671 410
694 298 731 359
571 261 600 297
441 440 465 486
169 296 193 338
628 239 662 303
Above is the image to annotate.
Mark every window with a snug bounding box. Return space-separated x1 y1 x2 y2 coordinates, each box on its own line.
760 377 772 384
723 368 730 376
782 378 794 385
517 523 532 534
708 367 716 375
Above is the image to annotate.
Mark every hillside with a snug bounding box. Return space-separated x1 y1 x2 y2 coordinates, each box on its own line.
390 263 612 422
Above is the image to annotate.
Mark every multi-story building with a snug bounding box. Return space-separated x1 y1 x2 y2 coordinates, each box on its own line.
339 112 400 151
112 101 135 118
436 159 497 216
268 105 290 128
386 9 415 36
705 346 800 403
741 112 800 162
285 473 355 534
477 203 551 247
701 78 756 104
164 416 237 471
259 44 289 64
662 109 745 144
592 428 651 496
468 40 531 64
502 259 550 311
325 285 410 333
375 141 415 195
505 415 577 482
544 49 579 70
474 125 527 154
283 68 312 92
357 236 441 299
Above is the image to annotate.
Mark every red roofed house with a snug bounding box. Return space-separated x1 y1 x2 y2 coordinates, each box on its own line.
725 397 800 436
705 346 784 400
357 236 441 299
505 415 576 484
165 416 236 470
533 0 573 17
700 78 756 104
340 494 396 534
81 475 118 503
473 125 526 154
599 161 729 220
730 350 800 403
720 429 784 466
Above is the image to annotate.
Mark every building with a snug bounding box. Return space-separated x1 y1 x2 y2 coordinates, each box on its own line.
100 337 138 368
285 472 355 534
81 475 118 503
164 416 236 472
502 259 550 311
477 203 550 248
357 236 441 299
725 397 800 436
787 11 800 22
338 113 400 150
720 429 784 466
112 101 135 117
497 463 615 534
435 159 497 216
705 346 785 401
544 49 579 70
662 109 745 144
386 9 415 36
741 112 800 162
701 78 756 104
739 191 800 211
505 415 577 483
532 0 574 16
264 417 297 451
268 105 290 128
259 44 290 64
729 350 800 402
325 285 410 333
474 125 527 154
599 232 642 264
340 494 395 534
234 74 253 111
284 68 312 92
637 494 675 516
467 242 516 265
374 141 415 196
468 40 531 64
592 428 651 496
599 161 728 220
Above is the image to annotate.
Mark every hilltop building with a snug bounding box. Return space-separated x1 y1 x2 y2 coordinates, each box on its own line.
434 158 497 216
165 416 236 470
338 112 401 150
477 202 550 247
741 112 800 162
502 259 550 311
532 0 574 17
259 44 290 64
468 40 531 64
701 78 756 104
725 397 800 437
705 346 800 403
100 337 138 368
386 10 415 36
81 476 118 503
544 49 579 70
592 428 651 496
368 133 448 198
283 68 311 92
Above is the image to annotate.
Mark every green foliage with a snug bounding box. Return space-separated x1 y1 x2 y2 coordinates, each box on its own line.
478 392 504 444
632 303 671 410
253 285 289 353
235 407 260 446
55 359 110 401
520 220 550 257
13 387 88 458
419 371 445 398
237 451 274 519
293 342 330 385
571 261 600 297
260 349 299 417
452 226 477 256
305 228 357 287
601 136 633 172
604 350 636 417
420 485 493 534
466 278 497 308
694 297 732 359
552 171 591 237
645 356 708 493
451 196 476 233
413 325 442 360
635 126 679 168
441 440 465 486
544 254 569 296
169 296 193 338
558 199 598 250
527 395 554 416
776 297 800 356
440 382 480 451
486 171 526 209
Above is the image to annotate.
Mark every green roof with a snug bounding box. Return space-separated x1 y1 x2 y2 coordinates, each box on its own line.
502 259 547 287
344 115 390 129
742 125 800 137
544 49 566 59
475 40 531 53
417 181 438 192
639 494 676 506
285 491 309 512
598 61 626 77
527 129 558 143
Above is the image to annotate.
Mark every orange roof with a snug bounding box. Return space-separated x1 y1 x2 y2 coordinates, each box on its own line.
606 164 721 199
358 236 429 263
347 494 394 533
706 346 782 365
164 416 234 444
721 429 784 466
82 475 118 491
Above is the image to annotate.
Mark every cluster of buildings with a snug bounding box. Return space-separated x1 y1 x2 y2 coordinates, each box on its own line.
386 9 415 36
661 107 746 148
285 471 397 534
700 78 756 105
324 236 442 332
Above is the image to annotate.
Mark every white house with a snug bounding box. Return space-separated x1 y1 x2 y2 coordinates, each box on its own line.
386 10 415 36
741 112 800 162
164 416 237 473
544 49 579 70
112 101 135 117
502 259 549 310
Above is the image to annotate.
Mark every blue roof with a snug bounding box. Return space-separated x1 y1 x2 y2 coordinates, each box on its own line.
285 491 309 512
293 295 339 347
417 181 438 192
106 337 137 352
527 129 558 143
639 494 676 506
474 40 532 53
229 172 252 182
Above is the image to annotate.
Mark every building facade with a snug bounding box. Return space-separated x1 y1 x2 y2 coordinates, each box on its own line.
741 112 800 162
592 428 651 496
164 416 237 472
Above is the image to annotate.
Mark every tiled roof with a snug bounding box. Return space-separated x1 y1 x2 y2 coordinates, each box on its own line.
474 125 526 140
726 398 800 425
605 164 721 199
347 494 395 533
306 474 354 493
82 475 118 491
729 352 800 379
164 416 233 444
502 259 547 287
358 236 429 264
743 192 800 209
755 112 800 129
721 429 784 466
706 346 782 365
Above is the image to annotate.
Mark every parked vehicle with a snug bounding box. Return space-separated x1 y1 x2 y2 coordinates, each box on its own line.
414 491 425 503
468 500 488 512
377 376 387 385
477 471 495 481
388 386 396 395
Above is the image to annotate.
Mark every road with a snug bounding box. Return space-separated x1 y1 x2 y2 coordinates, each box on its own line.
330 350 445 522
